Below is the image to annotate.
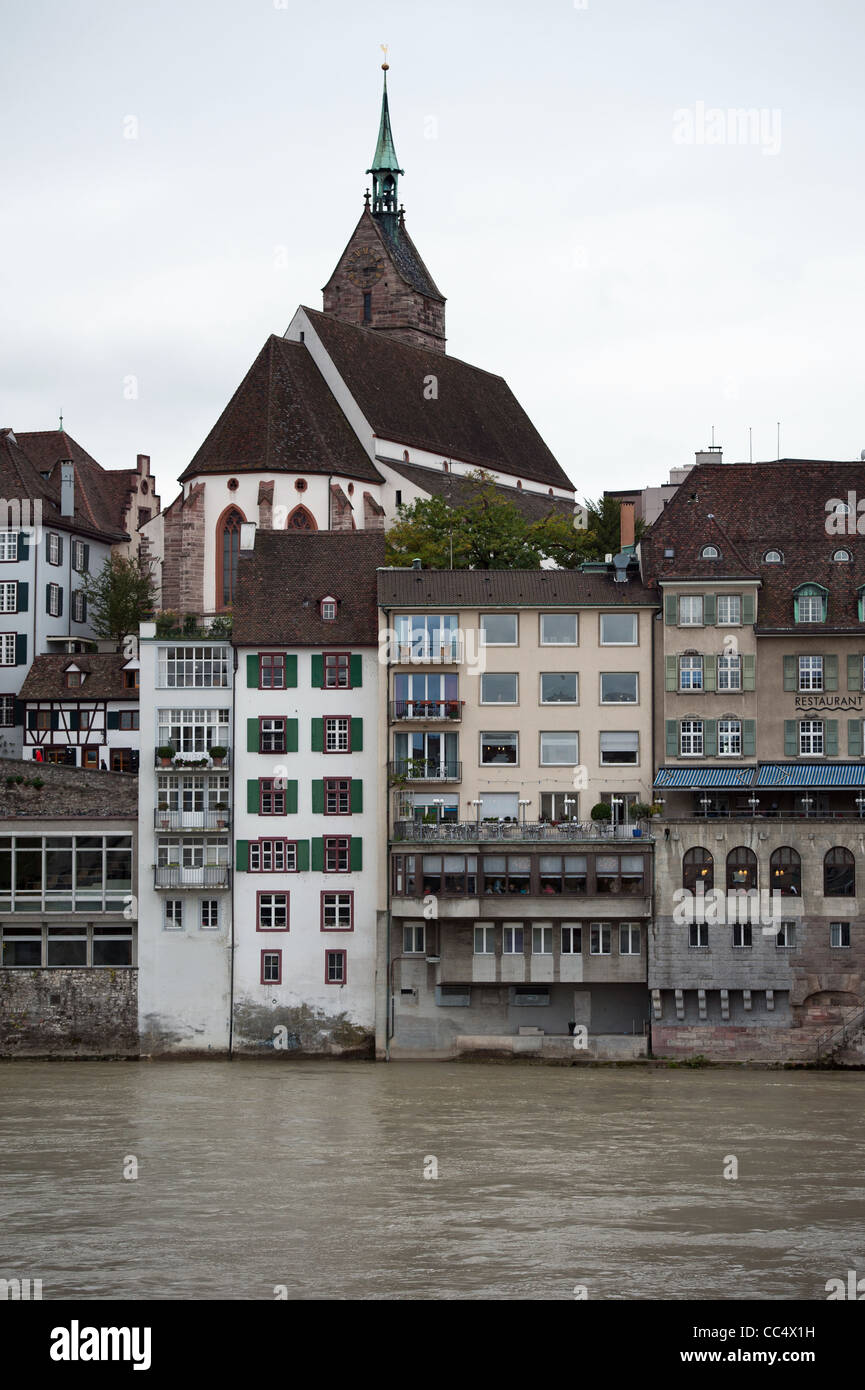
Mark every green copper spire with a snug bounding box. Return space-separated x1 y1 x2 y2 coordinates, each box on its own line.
366 61 404 216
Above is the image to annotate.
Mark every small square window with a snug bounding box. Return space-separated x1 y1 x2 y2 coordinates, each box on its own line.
480 613 517 645
325 949 346 983
481 672 518 703
163 900 184 931
322 892 354 931
830 921 850 949
261 950 282 984
403 923 425 953
540 613 577 645
600 613 637 645
200 899 219 930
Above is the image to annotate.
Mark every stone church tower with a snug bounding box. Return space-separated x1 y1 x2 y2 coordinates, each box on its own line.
322 64 446 353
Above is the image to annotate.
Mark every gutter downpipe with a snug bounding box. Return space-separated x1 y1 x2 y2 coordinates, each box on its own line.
228 639 237 1058
384 602 392 1060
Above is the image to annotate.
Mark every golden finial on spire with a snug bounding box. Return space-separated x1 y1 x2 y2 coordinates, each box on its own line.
380 43 389 70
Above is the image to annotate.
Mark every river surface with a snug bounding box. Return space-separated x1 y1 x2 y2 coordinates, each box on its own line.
1 1061 863 1300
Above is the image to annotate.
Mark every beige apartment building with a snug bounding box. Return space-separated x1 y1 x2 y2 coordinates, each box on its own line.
376 560 661 1058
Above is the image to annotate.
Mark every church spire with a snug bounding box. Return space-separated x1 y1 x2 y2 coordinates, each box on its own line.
366 56 403 217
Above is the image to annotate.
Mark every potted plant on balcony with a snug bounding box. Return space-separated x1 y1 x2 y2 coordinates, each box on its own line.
215 801 229 828
630 802 652 837
157 745 175 767
209 745 227 767
590 802 612 821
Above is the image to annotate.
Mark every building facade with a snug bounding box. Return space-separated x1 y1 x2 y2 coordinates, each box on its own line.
19 652 139 771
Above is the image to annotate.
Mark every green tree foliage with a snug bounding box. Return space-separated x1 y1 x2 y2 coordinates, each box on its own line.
81 553 157 646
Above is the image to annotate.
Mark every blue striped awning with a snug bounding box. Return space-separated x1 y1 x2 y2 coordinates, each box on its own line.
756 762 865 789
654 766 756 789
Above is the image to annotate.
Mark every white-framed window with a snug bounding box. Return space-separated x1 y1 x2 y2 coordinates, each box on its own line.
600 672 637 703
0 695 14 726
474 924 495 954
776 921 796 949
689 922 708 948
718 719 742 757
560 923 582 954
72 540 88 572
0 531 18 562
163 899 183 931
70 591 86 623
540 672 578 704
157 709 229 754
47 583 62 616
322 892 353 930
540 731 578 765
403 923 425 954
200 899 219 930
600 731 639 765
502 923 524 955
590 923 611 955
619 923 641 955
701 545 720 560
600 612 637 645
717 594 741 625
480 613 517 645
258 893 289 931
679 595 703 626
680 720 703 756
47 532 62 566
249 841 296 873
799 720 824 756
798 656 823 691
717 654 741 690
797 592 825 623
480 672 518 703
480 731 517 764
0 633 16 666
832 549 851 563
0 582 17 613
732 923 752 948
321 597 337 621
532 924 553 955
679 654 703 691
830 921 850 949
325 716 350 753
157 647 230 689
540 613 577 645
764 550 782 564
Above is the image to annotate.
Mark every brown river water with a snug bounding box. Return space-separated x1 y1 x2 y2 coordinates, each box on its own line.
1 1061 863 1300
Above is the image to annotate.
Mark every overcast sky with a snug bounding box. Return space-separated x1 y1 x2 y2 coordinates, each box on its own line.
2 0 864 507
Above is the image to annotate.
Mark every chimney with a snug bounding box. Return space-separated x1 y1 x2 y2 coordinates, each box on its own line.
411 557 422 571
695 445 723 467
619 500 635 550
60 460 74 517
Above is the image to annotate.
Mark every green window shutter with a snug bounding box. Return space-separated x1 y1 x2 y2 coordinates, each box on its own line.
783 656 796 691
68 710 80 731
664 594 677 625
824 654 838 691
15 634 27 666
50 710 60 731
350 654 362 687
13 699 25 727
703 657 716 692
825 720 839 757
703 594 716 626
743 654 756 691
312 780 324 814
296 840 310 872
285 655 298 688
17 531 29 561
784 720 797 756
742 594 755 625
235 840 249 872
350 779 363 813
665 655 677 691
848 719 863 757
58 587 63 616
351 718 363 751
350 837 362 872
247 654 260 687
703 719 717 756
793 595 800 623
247 717 260 752
285 780 298 814
742 720 756 757
45 584 52 613
27 709 36 729
247 779 260 813
847 654 862 692
311 718 323 752
83 544 89 572
311 837 324 871
286 718 298 753
665 720 678 757
16 581 28 612
106 710 120 730
311 654 324 687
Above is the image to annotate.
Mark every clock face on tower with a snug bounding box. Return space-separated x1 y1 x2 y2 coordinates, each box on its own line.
345 245 385 288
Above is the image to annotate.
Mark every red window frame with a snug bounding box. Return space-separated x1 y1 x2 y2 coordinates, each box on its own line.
320 890 354 931
261 949 283 983
324 777 352 815
258 716 287 754
325 949 347 984
323 715 351 754
259 778 287 815
256 891 290 932
320 597 337 621
322 652 351 690
324 836 351 873
259 653 286 690
248 840 298 873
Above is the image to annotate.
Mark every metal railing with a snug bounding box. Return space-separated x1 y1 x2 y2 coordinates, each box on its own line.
392 819 653 842
813 1006 865 1061
390 640 463 665
154 809 231 831
153 865 231 889
389 760 462 783
389 700 462 722
154 752 230 769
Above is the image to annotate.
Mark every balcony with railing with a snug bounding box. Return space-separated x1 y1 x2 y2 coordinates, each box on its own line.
154 752 230 770
153 865 231 889
154 809 231 831
391 638 463 666
389 700 463 723
389 760 462 784
392 819 653 843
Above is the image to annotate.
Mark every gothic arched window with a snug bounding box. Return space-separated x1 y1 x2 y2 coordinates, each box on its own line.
286 505 317 531
217 506 245 608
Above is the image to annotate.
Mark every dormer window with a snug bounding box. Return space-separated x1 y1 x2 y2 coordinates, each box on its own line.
793 583 827 624
65 668 85 689
701 545 719 559
664 547 675 559
832 549 851 562
764 550 783 564
321 597 337 622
